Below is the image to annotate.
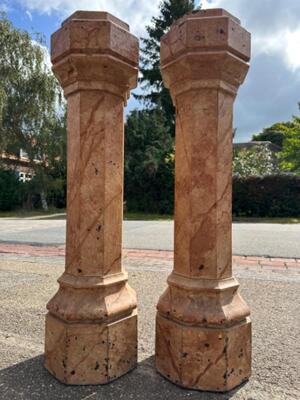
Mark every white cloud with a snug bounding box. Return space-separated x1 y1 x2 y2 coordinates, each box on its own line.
280 29 300 72
202 0 300 72
25 10 32 21
17 0 161 37
253 28 300 72
0 2 9 12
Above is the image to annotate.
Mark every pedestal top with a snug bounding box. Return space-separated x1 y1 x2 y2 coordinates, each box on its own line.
51 10 138 66
160 7 250 66
178 8 240 23
62 11 129 31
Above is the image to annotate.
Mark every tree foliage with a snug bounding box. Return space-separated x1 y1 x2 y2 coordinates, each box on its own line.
252 122 291 148
233 146 279 178
0 12 66 209
137 0 196 133
125 1 197 214
125 109 174 213
279 108 300 174
0 170 21 211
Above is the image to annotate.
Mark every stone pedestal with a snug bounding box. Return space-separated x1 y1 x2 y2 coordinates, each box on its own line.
156 9 252 392
44 11 139 385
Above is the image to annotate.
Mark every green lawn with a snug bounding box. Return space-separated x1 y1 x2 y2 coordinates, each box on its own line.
125 214 300 223
124 212 173 221
0 208 66 219
233 216 300 224
0 209 299 223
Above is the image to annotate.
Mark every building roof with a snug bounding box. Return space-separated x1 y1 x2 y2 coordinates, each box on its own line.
233 141 281 153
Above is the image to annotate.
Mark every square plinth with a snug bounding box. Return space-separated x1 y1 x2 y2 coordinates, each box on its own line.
156 314 251 392
45 311 137 385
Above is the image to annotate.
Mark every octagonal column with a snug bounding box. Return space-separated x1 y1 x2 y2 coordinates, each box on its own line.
156 9 252 392
44 11 139 385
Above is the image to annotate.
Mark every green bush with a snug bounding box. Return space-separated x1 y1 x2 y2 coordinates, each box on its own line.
0 170 22 211
47 177 66 209
19 176 66 210
233 175 300 217
124 109 174 214
125 174 300 218
125 162 174 214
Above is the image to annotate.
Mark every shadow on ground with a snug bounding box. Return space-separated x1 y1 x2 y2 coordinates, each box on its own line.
0 355 247 400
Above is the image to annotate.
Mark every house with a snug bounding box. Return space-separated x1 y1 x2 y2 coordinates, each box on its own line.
233 141 281 154
0 149 34 182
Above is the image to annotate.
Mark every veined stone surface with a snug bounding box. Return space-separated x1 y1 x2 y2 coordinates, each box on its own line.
156 8 252 392
44 11 139 385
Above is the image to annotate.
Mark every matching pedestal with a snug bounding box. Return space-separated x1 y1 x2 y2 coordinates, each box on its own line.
44 11 139 385
156 9 252 392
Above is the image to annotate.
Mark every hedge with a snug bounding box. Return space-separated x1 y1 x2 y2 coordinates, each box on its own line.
1 169 300 218
0 170 22 211
233 175 300 217
0 169 66 211
125 174 300 218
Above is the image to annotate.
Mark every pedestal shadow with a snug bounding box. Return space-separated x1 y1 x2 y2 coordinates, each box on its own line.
0 354 248 400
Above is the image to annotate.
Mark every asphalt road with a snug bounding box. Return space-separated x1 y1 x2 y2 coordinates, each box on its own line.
0 219 299 258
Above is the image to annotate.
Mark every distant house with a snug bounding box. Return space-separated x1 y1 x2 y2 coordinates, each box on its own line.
0 149 34 182
233 141 281 153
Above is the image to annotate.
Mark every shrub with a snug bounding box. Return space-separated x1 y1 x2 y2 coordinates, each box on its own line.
0 170 22 211
233 175 300 217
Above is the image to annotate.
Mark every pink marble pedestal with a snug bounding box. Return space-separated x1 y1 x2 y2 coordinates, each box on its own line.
44 11 139 385
155 9 252 392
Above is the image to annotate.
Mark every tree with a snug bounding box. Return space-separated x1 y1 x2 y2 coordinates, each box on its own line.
252 122 292 148
279 107 300 174
125 109 174 213
0 12 66 209
25 111 67 210
233 146 279 178
137 0 196 134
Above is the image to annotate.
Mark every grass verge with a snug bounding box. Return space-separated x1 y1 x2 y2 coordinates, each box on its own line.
0 209 299 223
0 208 66 219
233 217 300 224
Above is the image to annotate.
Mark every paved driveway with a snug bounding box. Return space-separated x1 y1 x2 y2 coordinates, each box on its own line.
126 221 300 258
0 255 299 399
0 219 299 258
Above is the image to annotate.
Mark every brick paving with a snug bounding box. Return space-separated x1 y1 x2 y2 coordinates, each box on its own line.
0 243 299 270
0 243 65 257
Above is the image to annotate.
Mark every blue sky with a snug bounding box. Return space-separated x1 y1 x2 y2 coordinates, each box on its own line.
1 0 300 142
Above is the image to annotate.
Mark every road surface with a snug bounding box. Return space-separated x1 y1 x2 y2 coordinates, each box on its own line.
0 219 299 258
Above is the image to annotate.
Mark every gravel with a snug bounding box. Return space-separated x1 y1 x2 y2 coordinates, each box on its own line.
0 257 299 399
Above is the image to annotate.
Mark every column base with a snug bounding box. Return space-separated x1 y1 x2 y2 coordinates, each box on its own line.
45 311 137 385
156 314 251 392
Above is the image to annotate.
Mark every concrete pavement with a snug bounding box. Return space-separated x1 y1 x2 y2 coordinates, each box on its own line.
0 219 300 258
0 252 299 399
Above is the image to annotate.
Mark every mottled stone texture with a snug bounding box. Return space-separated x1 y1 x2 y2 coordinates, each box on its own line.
156 9 252 392
44 11 139 385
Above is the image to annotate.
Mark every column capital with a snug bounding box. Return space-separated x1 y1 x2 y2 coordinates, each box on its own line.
51 11 139 99
160 8 250 97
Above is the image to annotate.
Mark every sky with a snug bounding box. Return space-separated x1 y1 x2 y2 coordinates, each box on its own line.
1 0 300 142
